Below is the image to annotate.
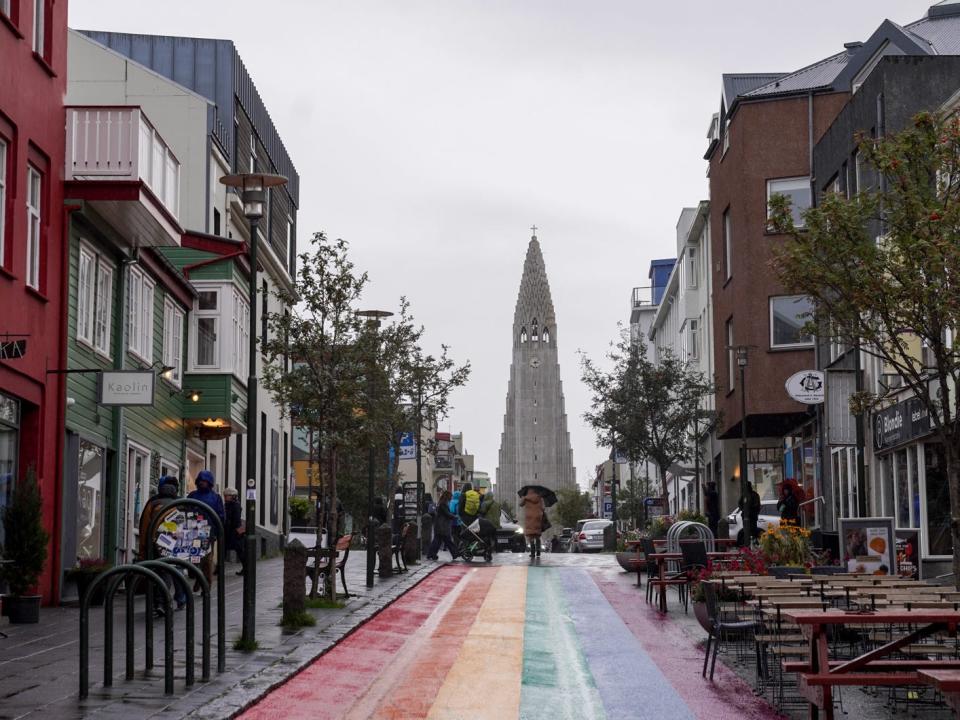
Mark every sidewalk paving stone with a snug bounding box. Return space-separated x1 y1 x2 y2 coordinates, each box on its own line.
0 552 441 720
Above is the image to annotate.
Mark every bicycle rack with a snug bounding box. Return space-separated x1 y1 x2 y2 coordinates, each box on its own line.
79 565 173 698
146 498 226 673
665 520 715 573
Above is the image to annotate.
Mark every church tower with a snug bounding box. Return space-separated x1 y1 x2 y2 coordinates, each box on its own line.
496 229 577 516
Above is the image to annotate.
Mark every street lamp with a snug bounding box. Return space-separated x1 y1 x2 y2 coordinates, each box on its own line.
357 309 393 589
219 171 287 648
736 346 749 509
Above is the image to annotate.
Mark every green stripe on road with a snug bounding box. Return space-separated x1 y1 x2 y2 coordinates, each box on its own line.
520 567 606 720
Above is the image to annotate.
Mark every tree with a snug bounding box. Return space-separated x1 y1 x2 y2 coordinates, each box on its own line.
0 466 49 597
552 486 592 530
580 336 714 505
769 111 960 585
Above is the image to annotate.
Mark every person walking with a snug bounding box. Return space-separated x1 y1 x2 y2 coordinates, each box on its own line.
738 480 761 546
188 470 226 587
138 475 187 613
704 481 721 539
777 483 799 524
458 483 481 526
223 487 245 576
426 490 458 560
520 487 546 558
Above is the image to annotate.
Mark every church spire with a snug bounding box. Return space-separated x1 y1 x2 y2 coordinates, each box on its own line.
513 230 556 340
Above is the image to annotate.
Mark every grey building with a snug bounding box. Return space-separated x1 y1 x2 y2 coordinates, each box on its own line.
496 232 576 516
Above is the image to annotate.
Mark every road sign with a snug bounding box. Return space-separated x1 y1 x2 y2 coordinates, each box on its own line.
603 501 613 520
399 432 416 460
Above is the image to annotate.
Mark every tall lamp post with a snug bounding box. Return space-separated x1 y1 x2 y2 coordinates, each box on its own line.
219 171 287 648
357 309 393 589
736 346 749 508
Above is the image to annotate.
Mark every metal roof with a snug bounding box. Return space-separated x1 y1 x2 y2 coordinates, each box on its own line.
722 73 787 106
743 52 849 98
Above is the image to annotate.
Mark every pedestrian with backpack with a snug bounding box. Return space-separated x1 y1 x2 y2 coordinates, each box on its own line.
458 483 481 525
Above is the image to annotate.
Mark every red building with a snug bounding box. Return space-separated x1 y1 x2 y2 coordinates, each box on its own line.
0 0 68 603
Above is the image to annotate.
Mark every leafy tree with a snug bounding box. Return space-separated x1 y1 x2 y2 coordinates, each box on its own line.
551 486 592 529
580 337 714 505
769 111 960 584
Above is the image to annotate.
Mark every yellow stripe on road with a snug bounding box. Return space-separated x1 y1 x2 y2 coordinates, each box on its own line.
427 566 527 719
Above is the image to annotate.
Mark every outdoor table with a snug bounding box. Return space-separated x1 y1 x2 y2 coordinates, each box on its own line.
648 552 684 613
784 608 960 720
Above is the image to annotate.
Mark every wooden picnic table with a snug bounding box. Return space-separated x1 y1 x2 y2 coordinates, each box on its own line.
784 608 960 719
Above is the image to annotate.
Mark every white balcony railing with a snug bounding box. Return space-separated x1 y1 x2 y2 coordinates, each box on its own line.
66 106 180 220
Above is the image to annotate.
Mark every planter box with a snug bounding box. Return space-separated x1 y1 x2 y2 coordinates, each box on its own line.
3 594 41 623
615 551 643 573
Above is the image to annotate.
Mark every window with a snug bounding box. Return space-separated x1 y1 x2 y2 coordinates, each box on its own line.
722 208 732 281
26 165 41 289
722 118 730 155
78 244 115 356
127 266 155 363
687 319 699 360
195 289 219 367
77 246 95 345
77 439 105 559
261 280 268 343
531 318 539 342
286 216 294 272
94 264 113 355
233 288 249 374
162 298 184 386
770 295 814 348
249 133 256 174
0 0 11 18
519 327 527 343
767 177 811 228
32 0 45 56
726 319 735 392
851 151 861 195
213 208 221 237
125 442 152 560
0 139 6 266
542 326 550 344
686 246 698 288
0 393 19 546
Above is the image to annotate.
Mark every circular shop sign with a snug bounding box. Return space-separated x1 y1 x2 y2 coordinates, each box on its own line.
785 370 825 405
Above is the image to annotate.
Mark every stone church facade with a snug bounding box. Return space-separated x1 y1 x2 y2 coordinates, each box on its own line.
496 232 577 517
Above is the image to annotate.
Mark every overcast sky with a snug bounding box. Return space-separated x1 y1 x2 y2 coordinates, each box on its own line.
72 0 934 489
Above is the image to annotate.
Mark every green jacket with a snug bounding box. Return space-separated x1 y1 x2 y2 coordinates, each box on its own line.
481 496 501 528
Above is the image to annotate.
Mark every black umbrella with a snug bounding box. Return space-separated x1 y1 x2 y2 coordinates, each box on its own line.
517 485 558 507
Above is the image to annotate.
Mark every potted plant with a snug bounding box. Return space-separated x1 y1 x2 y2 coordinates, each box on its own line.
66 558 111 606
615 530 643 572
288 496 312 526
0 467 50 623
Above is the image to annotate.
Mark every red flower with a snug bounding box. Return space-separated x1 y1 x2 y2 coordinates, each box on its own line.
931 212 942 221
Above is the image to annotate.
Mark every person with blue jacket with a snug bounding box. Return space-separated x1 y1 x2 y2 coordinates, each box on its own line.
188 470 225 586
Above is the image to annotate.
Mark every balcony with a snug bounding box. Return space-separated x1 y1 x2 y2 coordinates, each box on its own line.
630 286 653 323
65 107 182 246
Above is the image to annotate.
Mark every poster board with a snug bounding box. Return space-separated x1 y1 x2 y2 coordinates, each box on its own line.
839 516 896 575
153 507 214 563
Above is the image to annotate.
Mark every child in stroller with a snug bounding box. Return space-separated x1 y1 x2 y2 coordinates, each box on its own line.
457 517 495 562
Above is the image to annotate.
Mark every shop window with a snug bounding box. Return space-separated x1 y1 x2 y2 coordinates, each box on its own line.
77 440 105 560
0 393 20 546
127 266 155 364
924 443 952 556
770 295 814 348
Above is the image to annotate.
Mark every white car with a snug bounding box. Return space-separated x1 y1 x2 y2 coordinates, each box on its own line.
727 502 780 543
571 519 613 553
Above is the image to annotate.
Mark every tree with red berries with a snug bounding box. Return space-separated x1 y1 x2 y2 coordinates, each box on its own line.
769 111 960 586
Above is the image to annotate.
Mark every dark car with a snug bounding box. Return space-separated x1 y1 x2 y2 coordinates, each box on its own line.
558 527 574 552
495 509 527 552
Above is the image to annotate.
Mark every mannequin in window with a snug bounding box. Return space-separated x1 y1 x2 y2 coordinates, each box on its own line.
520 327 527 343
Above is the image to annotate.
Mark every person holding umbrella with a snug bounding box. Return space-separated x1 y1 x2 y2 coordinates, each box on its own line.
518 484 557 559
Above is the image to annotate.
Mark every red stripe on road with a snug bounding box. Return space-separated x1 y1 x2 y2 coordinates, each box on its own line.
594 574 785 720
239 565 471 720
371 568 497 719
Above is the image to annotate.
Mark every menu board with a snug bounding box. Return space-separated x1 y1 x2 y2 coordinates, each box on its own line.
154 508 213 563
839 517 896 575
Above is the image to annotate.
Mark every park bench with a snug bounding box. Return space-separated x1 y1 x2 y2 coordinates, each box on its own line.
307 534 353 598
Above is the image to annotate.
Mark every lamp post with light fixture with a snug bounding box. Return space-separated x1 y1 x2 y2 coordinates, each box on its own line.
357 309 393 589
219 171 287 648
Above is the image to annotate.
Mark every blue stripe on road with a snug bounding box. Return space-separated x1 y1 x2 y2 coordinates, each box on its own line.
558 568 695 720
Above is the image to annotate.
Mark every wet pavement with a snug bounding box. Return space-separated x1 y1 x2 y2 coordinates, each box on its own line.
239 552 782 720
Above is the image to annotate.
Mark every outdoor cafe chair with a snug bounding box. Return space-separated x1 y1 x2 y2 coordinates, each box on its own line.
702 581 757 682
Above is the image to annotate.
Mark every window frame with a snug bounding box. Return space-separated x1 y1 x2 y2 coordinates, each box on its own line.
26 164 41 289
686 318 699 360
32 0 44 57
686 246 698 289
726 319 735 393
193 287 221 370
769 294 815 349
162 297 185 388
126 265 155 364
232 287 249 377
124 440 152 560
93 261 114 357
76 244 95 346
766 176 812 229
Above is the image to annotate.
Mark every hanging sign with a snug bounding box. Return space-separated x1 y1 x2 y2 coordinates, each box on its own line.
98 370 155 406
785 370 825 405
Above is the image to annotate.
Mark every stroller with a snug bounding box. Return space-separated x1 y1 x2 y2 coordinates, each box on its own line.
457 518 493 562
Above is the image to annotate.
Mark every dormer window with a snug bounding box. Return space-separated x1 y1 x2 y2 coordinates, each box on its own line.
520 327 528 343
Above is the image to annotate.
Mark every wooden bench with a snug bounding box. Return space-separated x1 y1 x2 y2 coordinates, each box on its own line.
308 534 353 598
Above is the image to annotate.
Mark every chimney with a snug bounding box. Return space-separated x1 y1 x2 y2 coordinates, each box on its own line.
844 41 863 56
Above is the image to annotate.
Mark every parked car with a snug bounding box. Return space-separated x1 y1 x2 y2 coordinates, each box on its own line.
727 501 780 543
495 509 527 552
571 519 613 553
558 527 574 552
567 519 593 552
